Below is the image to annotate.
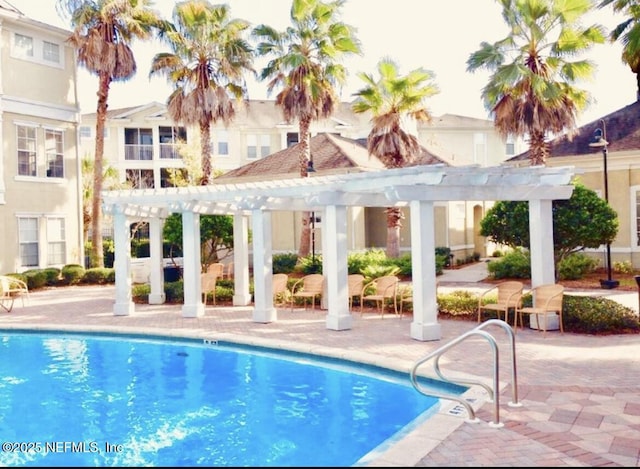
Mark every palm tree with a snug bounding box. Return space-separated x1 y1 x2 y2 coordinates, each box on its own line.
149 0 254 186
57 0 163 268
352 58 439 258
252 0 361 258
466 0 606 166
599 0 640 100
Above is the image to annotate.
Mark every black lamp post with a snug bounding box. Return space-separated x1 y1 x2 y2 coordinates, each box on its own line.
589 120 619 289
306 159 317 265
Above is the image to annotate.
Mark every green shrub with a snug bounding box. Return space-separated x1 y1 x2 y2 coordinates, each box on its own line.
487 249 530 279
437 290 478 316
60 264 85 285
164 280 184 303
42 268 61 286
561 295 640 334
132 284 150 303
298 255 323 274
557 253 598 280
82 268 115 284
614 260 634 274
393 254 413 276
273 252 298 274
22 269 48 289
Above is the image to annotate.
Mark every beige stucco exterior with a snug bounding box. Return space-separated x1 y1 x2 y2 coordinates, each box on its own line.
0 7 82 274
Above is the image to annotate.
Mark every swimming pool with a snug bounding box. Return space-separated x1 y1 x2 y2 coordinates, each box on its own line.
0 331 466 466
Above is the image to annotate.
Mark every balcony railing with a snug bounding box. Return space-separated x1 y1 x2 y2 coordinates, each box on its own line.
160 143 181 160
125 144 153 161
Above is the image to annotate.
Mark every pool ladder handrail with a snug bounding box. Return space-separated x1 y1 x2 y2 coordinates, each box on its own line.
409 319 521 428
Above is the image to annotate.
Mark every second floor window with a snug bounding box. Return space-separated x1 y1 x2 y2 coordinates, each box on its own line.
45 129 64 178
14 33 33 58
125 128 153 160
216 130 229 156
17 125 37 176
247 134 271 159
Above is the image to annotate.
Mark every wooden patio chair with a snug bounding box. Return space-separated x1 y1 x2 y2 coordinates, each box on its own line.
361 275 399 318
201 271 218 306
272 273 289 306
477 280 523 326
290 274 324 311
518 284 565 337
207 262 225 279
347 274 365 310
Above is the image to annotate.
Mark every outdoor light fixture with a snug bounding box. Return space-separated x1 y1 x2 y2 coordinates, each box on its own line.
589 119 619 289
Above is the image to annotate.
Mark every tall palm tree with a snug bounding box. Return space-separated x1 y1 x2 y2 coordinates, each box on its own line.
466 0 606 166
149 0 254 186
57 0 163 268
352 58 439 258
599 0 640 100
252 0 361 258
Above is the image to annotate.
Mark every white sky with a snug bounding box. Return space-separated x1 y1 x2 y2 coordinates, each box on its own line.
11 0 637 125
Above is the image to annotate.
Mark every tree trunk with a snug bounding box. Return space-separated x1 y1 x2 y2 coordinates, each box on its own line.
298 117 312 258
200 121 213 185
385 207 404 258
90 72 111 268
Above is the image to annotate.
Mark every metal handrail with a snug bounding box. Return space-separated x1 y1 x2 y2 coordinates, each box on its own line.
410 319 520 427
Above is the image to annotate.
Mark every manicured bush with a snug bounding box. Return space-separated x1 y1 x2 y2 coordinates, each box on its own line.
437 290 478 317
486 249 530 279
42 267 61 286
557 253 598 280
82 268 115 284
60 264 85 285
560 295 640 334
132 284 150 303
22 269 48 289
273 252 298 274
164 280 184 303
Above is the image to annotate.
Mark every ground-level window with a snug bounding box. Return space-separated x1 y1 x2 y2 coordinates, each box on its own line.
47 217 66 265
18 217 39 268
126 169 155 189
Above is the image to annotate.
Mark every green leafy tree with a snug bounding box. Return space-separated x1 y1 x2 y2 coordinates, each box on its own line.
352 58 439 258
150 0 254 186
251 0 361 257
599 0 640 100
466 0 606 165
480 182 619 266
57 0 163 268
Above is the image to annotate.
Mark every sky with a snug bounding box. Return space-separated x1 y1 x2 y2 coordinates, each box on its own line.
10 0 638 125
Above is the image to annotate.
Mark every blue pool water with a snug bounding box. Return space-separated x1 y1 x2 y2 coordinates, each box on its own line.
0 332 465 466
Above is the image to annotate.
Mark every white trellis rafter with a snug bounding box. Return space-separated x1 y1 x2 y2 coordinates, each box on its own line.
102 164 576 342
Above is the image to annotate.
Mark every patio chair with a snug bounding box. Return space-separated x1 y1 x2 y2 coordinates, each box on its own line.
0 275 28 310
272 273 289 306
290 274 324 311
0 277 15 312
477 280 523 326
361 275 399 318
347 274 365 310
201 271 218 306
518 284 565 337
207 262 225 279
223 262 234 279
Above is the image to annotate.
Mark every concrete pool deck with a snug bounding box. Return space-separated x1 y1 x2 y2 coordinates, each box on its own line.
0 269 638 467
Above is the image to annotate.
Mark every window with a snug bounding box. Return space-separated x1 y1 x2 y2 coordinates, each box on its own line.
247 135 257 159
17 125 37 176
217 130 229 156
287 132 299 147
473 132 487 165
45 129 64 178
159 126 186 159
124 128 153 160
160 168 187 187
43 41 60 63
47 217 66 265
79 126 91 139
18 217 39 268
126 169 154 189
14 33 33 58
260 135 270 158
505 136 515 156
633 186 640 247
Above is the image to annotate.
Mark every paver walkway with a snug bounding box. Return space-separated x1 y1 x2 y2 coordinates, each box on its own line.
0 264 638 467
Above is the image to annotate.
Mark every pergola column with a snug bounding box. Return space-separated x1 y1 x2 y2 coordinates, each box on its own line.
252 209 277 323
232 213 252 305
181 209 203 318
112 206 135 316
323 204 352 331
148 216 166 304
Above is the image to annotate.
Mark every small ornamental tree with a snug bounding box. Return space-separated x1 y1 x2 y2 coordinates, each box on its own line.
480 182 618 267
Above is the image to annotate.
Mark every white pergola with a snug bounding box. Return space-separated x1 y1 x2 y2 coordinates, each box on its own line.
102 164 576 342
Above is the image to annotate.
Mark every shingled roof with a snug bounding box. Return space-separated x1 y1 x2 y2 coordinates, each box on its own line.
216 133 450 182
508 100 640 161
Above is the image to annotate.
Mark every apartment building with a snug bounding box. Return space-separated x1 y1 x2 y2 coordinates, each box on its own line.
0 2 82 274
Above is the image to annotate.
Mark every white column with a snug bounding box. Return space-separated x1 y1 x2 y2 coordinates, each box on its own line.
112 207 135 315
529 199 556 287
409 200 441 341
181 210 204 318
252 209 277 322
148 216 166 304
232 214 252 305
324 205 352 330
